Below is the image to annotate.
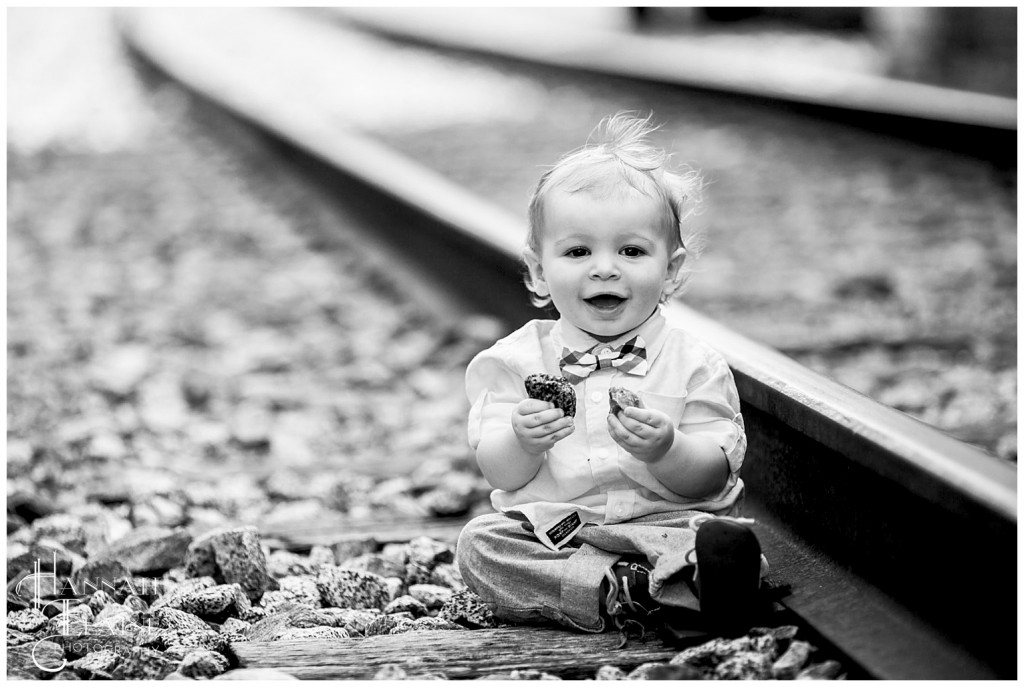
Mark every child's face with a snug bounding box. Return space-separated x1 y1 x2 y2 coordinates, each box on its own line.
526 189 686 340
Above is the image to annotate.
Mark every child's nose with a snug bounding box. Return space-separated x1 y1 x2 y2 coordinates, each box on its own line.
589 255 620 279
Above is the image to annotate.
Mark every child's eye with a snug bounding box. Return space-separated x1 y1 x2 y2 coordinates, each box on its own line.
621 246 646 257
564 247 590 258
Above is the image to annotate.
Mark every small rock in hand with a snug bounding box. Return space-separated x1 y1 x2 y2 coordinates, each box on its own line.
609 387 642 416
525 374 576 417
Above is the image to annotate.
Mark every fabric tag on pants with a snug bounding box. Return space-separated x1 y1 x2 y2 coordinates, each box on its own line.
537 511 584 550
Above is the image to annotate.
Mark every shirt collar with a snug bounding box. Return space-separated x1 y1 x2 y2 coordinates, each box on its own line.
551 308 669 361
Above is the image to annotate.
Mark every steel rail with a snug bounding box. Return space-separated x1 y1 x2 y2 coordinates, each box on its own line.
331 8 1016 166
119 10 1016 679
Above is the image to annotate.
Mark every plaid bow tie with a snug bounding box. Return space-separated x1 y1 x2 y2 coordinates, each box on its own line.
559 336 649 384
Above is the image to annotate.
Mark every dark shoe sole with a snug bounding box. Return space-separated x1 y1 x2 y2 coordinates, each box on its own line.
695 519 762 637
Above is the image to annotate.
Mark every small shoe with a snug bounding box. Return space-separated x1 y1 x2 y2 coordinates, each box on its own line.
694 519 762 637
604 558 660 647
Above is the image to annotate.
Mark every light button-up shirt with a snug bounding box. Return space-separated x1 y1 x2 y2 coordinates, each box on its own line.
466 310 746 550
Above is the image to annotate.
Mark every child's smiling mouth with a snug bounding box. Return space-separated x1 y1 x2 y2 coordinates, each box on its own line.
584 294 627 311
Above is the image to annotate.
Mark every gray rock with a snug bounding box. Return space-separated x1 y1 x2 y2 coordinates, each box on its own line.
87 589 117 616
407 584 453 610
54 670 85 680
751 624 799 647
404 537 455 584
218 617 251 635
316 566 390 610
307 546 336 568
644 663 704 680
56 631 135 660
796 660 844 680
71 649 122 677
152 607 212 633
594 665 626 680
7 539 79 580
7 628 40 647
184 526 270 602
418 486 474 518
123 593 152 612
749 632 779 657
91 610 143 636
275 575 321 607
7 607 48 633
384 594 428 618
438 588 499 629
71 559 133 598
714 651 774 680
152 628 228 657
276 625 351 641
429 562 466 590
331 538 378 565
773 639 813 679
179 649 230 679
133 495 187 529
7 640 64 678
244 603 337 641
27 513 88 555
95 526 192 575
625 662 670 680
389 617 464 633
257 590 301 616
266 550 318 579
155 582 251 622
114 646 180 680
670 636 754 670
340 553 406 580
383 576 404 602
47 603 94 636
317 607 382 635
362 614 402 637
379 542 410 566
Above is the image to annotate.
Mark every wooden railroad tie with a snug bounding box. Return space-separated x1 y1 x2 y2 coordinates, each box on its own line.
229 627 678 680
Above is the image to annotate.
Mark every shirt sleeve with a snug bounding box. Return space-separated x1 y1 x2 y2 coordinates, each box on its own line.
465 348 527 451
681 349 747 474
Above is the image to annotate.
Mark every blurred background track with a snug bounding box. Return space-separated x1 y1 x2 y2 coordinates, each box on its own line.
335 7 1015 154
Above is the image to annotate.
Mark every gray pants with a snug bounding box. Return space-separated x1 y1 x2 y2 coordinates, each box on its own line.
456 508 747 633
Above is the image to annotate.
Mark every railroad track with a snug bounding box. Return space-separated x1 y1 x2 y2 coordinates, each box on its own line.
332 7 1016 167
118 9 1016 680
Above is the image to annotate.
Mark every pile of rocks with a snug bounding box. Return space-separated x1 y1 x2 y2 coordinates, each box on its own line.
7 523 500 680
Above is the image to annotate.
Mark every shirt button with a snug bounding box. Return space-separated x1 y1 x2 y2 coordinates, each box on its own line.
590 392 602 403
616 506 626 516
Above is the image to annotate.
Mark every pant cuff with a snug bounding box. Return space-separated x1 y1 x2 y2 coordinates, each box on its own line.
559 543 621 631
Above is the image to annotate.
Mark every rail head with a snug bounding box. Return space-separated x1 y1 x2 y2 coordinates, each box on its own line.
335 7 1017 132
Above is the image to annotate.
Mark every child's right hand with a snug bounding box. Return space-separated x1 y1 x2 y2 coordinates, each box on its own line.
512 399 575 455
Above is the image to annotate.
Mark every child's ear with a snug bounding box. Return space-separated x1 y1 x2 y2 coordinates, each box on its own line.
663 247 687 296
523 248 549 297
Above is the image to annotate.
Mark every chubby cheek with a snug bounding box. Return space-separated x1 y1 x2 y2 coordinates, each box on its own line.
543 267 583 300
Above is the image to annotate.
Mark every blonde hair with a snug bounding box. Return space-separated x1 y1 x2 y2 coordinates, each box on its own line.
524 112 704 308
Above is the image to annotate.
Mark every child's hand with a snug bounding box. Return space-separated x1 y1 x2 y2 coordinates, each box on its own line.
608 406 675 463
512 399 574 455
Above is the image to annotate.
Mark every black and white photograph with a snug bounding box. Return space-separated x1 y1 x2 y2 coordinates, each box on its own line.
6 6 1017 680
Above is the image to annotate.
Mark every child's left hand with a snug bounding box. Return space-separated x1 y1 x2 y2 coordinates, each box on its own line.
608 406 675 463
